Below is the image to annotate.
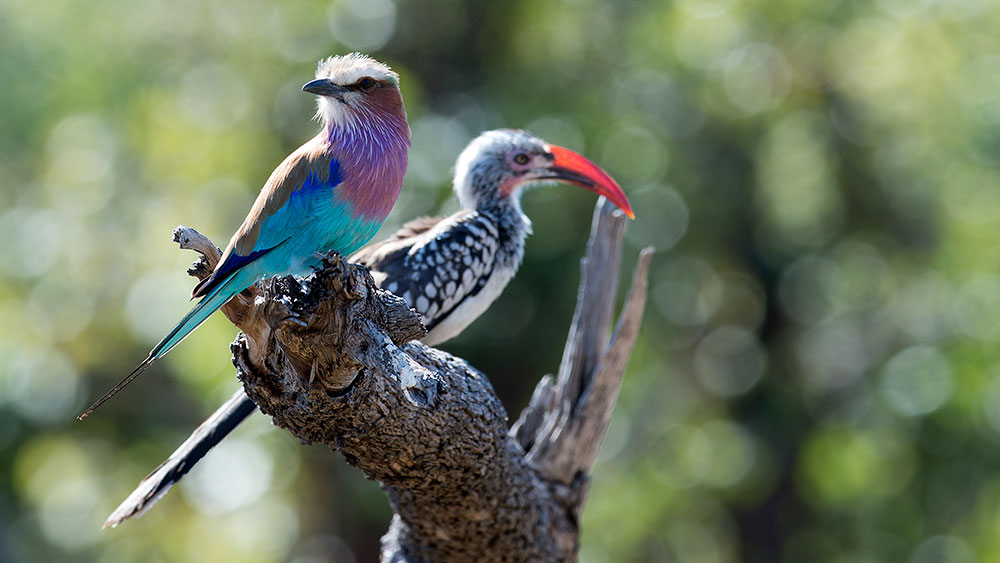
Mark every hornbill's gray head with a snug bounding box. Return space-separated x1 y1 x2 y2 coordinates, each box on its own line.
452 129 634 218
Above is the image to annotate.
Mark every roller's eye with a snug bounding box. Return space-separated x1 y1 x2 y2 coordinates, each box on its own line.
513 153 530 165
358 77 377 91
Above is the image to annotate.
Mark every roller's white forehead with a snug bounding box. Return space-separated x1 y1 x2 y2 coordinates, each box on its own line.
316 53 398 85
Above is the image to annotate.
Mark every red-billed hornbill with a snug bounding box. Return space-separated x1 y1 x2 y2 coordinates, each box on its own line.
104 129 633 527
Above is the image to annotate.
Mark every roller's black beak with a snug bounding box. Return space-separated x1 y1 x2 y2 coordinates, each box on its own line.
302 78 349 98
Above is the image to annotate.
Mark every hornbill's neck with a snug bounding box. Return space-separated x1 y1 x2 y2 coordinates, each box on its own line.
476 196 532 269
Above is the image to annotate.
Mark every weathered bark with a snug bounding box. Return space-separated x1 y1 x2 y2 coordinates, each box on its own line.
513 203 653 524
172 198 651 562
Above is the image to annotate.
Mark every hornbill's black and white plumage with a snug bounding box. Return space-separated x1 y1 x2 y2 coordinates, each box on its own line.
354 129 632 343
104 129 633 527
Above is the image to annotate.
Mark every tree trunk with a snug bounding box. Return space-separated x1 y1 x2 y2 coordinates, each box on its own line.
175 198 651 562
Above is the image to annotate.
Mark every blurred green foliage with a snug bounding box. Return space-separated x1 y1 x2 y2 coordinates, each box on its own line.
1 0 999 560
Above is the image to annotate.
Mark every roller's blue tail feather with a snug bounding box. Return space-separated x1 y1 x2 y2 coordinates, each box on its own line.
78 269 254 420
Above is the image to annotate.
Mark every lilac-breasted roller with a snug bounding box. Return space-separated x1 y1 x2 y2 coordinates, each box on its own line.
79 53 410 419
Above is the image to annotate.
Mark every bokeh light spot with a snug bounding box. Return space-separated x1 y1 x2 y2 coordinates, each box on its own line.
722 43 792 116
694 325 767 398
796 324 868 393
950 275 1000 342
178 63 251 131
798 428 913 507
699 420 757 488
625 184 689 252
327 0 397 52
756 113 843 249
124 270 194 342
14 437 101 549
600 125 669 184
778 256 840 326
909 535 975 563
5 348 80 424
182 437 275 514
879 346 953 417
653 256 722 328
0 208 65 280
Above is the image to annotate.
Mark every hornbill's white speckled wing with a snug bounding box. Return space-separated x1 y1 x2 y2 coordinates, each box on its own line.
351 210 502 332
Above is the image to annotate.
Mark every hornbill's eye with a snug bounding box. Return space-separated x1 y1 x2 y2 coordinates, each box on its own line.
358 77 377 91
513 153 530 165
